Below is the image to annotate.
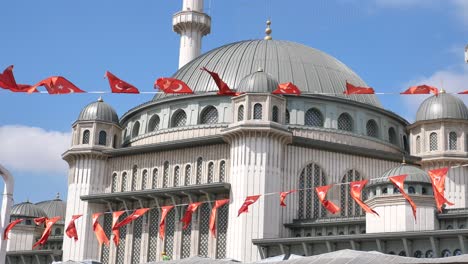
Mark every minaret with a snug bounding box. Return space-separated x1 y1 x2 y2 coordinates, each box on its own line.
173 0 211 69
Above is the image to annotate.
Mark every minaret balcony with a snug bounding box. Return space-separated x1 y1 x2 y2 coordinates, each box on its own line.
173 10 211 35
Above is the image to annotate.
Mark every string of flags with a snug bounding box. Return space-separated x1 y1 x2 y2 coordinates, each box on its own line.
2 166 463 248
1 65 468 95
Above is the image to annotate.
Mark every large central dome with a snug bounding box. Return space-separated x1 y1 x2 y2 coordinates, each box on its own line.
154 39 382 107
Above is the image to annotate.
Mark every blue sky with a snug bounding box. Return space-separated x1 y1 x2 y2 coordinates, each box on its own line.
0 0 467 204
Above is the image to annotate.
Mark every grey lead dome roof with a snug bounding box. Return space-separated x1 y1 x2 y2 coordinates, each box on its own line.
11 201 48 218
416 92 468 121
371 164 431 186
36 196 67 224
77 98 119 124
237 68 279 93
154 39 382 107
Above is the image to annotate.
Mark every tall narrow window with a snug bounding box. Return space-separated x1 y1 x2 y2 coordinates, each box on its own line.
403 135 409 152
115 212 128 264
196 157 202 184
338 113 353 132
253 103 262 120
141 170 148 190
207 162 214 183
198 203 210 257
148 115 160 132
449 132 457 150
388 127 397 145
121 172 127 192
416 136 421 153
340 170 363 216
98 131 107 145
131 165 138 191
430 132 438 151
100 213 112 263
298 163 326 219
216 203 229 258
132 121 140 138
111 173 118 193
238 105 244 121
185 165 191 186
172 110 187 127
113 135 117 148
200 106 218 124
152 168 158 189
272 106 279 122
131 216 143 263
163 162 169 188
285 109 290 124
181 203 192 258
147 208 159 261
219 161 226 182
305 108 324 127
173 166 180 187
164 207 175 258
366 119 378 138
82 130 90 144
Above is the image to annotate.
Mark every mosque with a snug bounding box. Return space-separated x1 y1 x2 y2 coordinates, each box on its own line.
5 0 468 263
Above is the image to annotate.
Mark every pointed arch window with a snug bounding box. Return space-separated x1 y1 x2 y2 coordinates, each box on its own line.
285 109 290 124
219 161 226 182
305 108 324 127
416 136 421 153
111 173 118 193
238 105 244 121
131 165 138 191
132 121 140 138
272 106 279 122
82 130 90 144
388 127 397 145
185 165 191 186
172 110 187 127
430 132 438 151
196 157 203 184
174 166 180 187
163 162 169 188
338 113 353 132
366 119 378 138
141 169 148 190
152 168 158 189
340 170 364 216
253 103 262 120
207 162 214 183
98 131 107 145
449 131 457 150
121 172 127 192
200 106 218 124
298 163 326 219
148 115 160 132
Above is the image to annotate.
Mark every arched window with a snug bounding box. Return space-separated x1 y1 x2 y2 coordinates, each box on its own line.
207 162 214 183
366 119 378 138
403 135 409 152
219 161 226 182
98 131 107 145
408 186 415 194
449 131 457 150
82 130 90 144
340 170 364 217
454 249 462 256
298 163 326 219
200 106 218 124
422 187 427 194
388 127 397 145
121 172 127 192
285 109 290 124
132 121 140 138
414 250 422 258
163 162 169 188
113 135 117 148
399 251 407 256
272 106 279 122
425 250 434 258
305 108 324 127
172 110 187 127
148 115 160 132
253 103 262 120
152 168 158 189
141 170 148 190
394 187 400 194
55 228 61 236
184 165 191 186
338 113 353 132
416 136 421 153
131 165 138 191
196 157 202 184
430 132 438 151
111 173 118 193
441 249 451 257
447 225 453 230
238 105 244 121
173 166 180 187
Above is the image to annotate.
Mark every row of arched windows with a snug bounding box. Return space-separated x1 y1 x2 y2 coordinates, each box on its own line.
415 131 462 153
82 129 117 148
388 249 462 258
110 159 227 192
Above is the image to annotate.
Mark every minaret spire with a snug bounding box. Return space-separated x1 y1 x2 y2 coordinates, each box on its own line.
173 0 211 69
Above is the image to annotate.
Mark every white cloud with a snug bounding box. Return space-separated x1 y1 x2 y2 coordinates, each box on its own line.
0 125 71 174
452 0 468 25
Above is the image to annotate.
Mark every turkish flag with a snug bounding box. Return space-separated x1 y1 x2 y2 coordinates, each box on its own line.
344 82 375 95
105 71 140 94
315 185 340 214
238 195 261 216
401 85 438 96
159 205 174 239
459 90 468 94
349 180 379 216
389 175 417 220
0 65 35 92
201 67 239 96
65 214 83 241
33 216 61 249
272 82 301 95
3 219 23 240
154 78 193 94
428 167 454 212
28 76 85 94
92 213 109 246
180 202 203 230
280 190 296 207
111 211 125 246
113 208 149 235
34 217 47 226
209 199 230 237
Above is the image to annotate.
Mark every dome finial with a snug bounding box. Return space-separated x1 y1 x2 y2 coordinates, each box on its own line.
97 96 103 102
439 88 446 94
264 19 272 40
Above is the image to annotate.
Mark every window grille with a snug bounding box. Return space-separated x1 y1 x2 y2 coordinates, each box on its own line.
216 203 229 258
132 165 138 191
449 132 457 150
366 120 378 138
174 166 180 187
82 130 90 144
163 162 169 188
298 163 325 220
238 105 244 121
196 158 202 184
298 171 305 219
164 208 175 258
121 172 127 192
98 131 107 145
148 115 160 132
425 250 434 258
207 162 214 183
181 205 192 259
338 113 353 132
272 106 279 122
414 250 422 258
147 208 159 261
185 165 191 186
152 168 158 189
403 135 409 152
441 249 451 258
388 127 397 145
201 106 218 124
430 132 438 151
111 173 118 193
172 110 187 127
141 170 148 190
198 203 210 257
305 108 324 127
132 121 140 138
219 161 226 182
416 136 421 153
340 170 363 216
408 186 415 194
285 109 290 124
253 103 262 120
115 212 128 264
131 216 143 264
454 249 462 256
100 213 112 264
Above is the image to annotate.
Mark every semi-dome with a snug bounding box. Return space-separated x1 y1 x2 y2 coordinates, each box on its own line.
77 97 119 124
237 68 279 93
370 164 431 186
416 92 468 122
36 194 67 224
11 201 48 218
154 39 382 107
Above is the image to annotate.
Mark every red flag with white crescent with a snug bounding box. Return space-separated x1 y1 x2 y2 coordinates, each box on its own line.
65 214 82 241
112 211 125 246
113 208 149 231
28 76 85 94
34 217 47 226
180 202 203 230
3 219 24 240
315 185 340 214
428 167 454 212
272 82 301 95
350 180 379 216
33 216 61 249
0 65 35 92
154 78 193 94
159 205 174 239
200 67 239 96
209 199 230 237
459 90 468 94
389 175 417 220
92 213 109 246
344 82 375 94
280 190 296 207
238 195 261 216
401 85 438 96
105 71 140 94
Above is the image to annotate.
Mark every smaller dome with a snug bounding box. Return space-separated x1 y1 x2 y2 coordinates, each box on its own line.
11 201 48 218
237 68 279 93
416 93 468 121
77 97 119 124
371 164 431 186
36 194 67 224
